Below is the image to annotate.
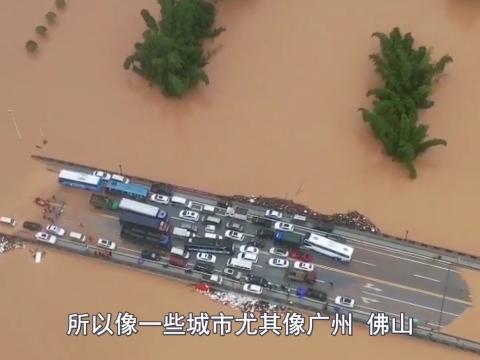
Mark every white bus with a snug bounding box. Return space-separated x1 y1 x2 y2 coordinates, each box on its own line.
118 198 160 218
303 233 354 263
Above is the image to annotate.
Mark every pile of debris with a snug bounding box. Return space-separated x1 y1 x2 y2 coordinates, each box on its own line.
0 236 23 254
231 195 380 233
200 289 292 314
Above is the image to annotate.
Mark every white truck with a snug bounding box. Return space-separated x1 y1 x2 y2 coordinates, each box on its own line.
226 257 253 272
172 227 195 238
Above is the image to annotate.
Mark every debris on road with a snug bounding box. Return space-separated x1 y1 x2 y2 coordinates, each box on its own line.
0 236 24 254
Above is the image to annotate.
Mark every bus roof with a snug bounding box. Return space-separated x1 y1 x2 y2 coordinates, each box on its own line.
306 233 354 256
119 198 159 217
106 181 150 197
59 169 101 186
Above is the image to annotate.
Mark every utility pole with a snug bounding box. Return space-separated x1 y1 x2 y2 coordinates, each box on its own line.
7 109 22 141
437 262 451 331
118 164 123 175
404 230 409 241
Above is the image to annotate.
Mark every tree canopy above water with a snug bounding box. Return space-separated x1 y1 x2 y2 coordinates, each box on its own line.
360 27 452 179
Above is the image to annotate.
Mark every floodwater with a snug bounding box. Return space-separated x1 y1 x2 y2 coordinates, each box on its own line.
1 0 480 358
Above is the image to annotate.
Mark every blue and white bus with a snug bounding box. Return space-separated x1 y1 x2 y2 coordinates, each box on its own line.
303 233 354 263
105 181 150 200
58 169 104 192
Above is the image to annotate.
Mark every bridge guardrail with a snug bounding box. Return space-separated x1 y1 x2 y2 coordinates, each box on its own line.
3 232 480 354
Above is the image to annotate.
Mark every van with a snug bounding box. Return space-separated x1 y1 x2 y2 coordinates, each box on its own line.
204 232 223 240
171 196 187 206
170 246 190 260
227 257 253 272
0 217 16 227
172 227 194 238
68 231 86 243
202 215 222 225
202 204 216 214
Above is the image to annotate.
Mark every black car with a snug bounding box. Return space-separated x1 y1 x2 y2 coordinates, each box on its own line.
141 250 161 261
194 262 215 274
251 216 272 227
22 221 42 231
306 288 328 302
312 222 334 233
246 274 272 288
150 183 174 196
256 228 275 239
245 239 266 249
226 222 244 232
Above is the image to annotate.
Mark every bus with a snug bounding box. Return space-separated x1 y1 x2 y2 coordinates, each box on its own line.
302 233 354 263
58 169 104 192
105 181 150 200
184 237 234 255
118 198 160 218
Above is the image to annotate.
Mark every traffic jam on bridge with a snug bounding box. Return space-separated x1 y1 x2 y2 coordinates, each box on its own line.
4 167 471 330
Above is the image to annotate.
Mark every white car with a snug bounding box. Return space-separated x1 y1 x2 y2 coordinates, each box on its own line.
268 257 289 268
111 174 130 184
294 261 314 272
225 230 245 241
205 225 216 233
243 283 263 295
97 238 116 250
239 245 259 255
93 170 112 181
208 274 223 285
46 224 65 237
237 252 258 263
0 216 16 227
179 210 200 222
265 209 283 220
35 232 57 244
269 247 289 257
197 252 216 264
150 193 170 205
274 221 294 232
334 296 355 309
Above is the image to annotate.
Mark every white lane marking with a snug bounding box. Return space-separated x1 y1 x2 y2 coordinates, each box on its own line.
99 214 118 220
171 216 194 223
244 233 254 238
316 279 325 283
413 274 440 283
352 259 377 267
362 291 461 317
352 244 459 273
364 283 382 292
361 297 379 304
253 264 263 268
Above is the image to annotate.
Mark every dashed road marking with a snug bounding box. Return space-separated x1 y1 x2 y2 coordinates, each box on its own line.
413 274 440 283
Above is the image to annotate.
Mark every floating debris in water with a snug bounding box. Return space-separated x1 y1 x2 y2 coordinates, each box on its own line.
0 236 23 254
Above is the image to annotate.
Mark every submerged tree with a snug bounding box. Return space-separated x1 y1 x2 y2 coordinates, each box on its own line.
124 0 225 98
360 27 452 179
45 11 57 24
25 40 38 52
35 25 48 36
55 0 66 10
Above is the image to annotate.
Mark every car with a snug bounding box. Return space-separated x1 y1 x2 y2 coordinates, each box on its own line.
334 296 355 309
179 210 200 222
269 247 289 257
246 275 271 288
243 283 263 295
268 257 290 268
93 170 112 181
150 193 170 205
141 250 161 261
111 174 130 184
226 222 244 232
245 239 266 249
237 252 258 263
225 230 245 241
196 252 216 264
194 262 215 274
289 248 313 262
256 228 275 239
204 274 223 285
204 225 216 233
306 288 328 302
180 222 198 233
0 216 16 227
293 261 314 272
274 221 294 232
35 232 57 244
223 267 242 280
239 245 259 255
97 238 116 250
251 216 273 227
23 221 42 231
46 224 66 237
265 209 283 220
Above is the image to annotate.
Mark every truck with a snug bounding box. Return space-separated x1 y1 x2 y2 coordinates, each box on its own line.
286 269 316 285
172 227 195 238
118 198 160 218
274 231 307 248
119 211 170 233
120 223 172 251
89 194 120 210
251 216 272 227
